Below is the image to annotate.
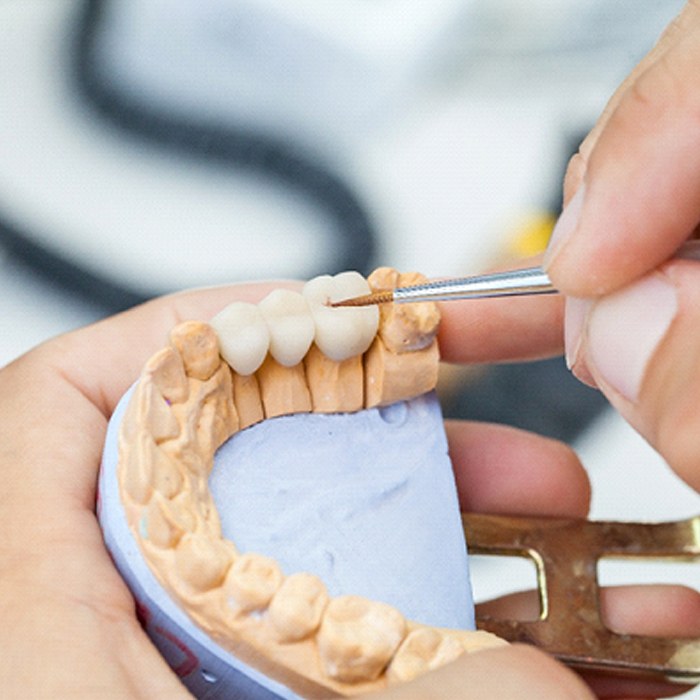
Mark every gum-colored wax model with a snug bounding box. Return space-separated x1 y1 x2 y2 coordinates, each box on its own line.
98 268 506 699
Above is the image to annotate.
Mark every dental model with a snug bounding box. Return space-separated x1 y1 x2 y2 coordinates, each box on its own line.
103 268 506 698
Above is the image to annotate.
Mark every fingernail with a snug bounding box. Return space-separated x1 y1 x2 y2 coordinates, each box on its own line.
543 185 585 269
564 297 597 387
585 274 677 402
564 297 590 370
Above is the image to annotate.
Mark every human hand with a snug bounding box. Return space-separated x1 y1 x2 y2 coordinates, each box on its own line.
0 280 588 700
542 0 700 491
0 283 289 699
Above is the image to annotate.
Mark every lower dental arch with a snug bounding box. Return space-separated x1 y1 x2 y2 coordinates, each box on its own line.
116 268 506 698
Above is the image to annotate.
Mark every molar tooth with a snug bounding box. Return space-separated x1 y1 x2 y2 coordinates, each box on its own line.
303 272 379 362
224 553 283 613
211 302 270 376
269 572 329 642
368 268 440 352
175 534 234 592
169 321 221 380
258 290 315 367
317 595 406 683
387 628 464 683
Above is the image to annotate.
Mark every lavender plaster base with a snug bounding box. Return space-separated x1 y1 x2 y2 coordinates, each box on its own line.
99 389 473 698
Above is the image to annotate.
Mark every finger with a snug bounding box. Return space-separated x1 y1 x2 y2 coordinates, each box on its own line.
567 257 700 490
563 1 700 200
446 421 591 518
477 585 700 637
585 582 700 699
477 585 700 699
437 282 564 364
545 12 700 297
368 645 594 700
603 584 700 637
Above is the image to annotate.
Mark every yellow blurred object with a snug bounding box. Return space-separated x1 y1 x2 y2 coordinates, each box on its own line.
506 211 556 258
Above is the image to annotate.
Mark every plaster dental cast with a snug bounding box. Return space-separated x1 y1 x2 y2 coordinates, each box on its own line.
99 268 505 699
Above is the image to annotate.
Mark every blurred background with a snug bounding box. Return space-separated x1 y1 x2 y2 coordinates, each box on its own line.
0 0 698 689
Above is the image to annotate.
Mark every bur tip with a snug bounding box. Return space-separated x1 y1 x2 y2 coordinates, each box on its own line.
328 291 393 308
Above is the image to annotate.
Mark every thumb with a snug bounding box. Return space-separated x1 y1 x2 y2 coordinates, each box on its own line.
566 252 700 491
544 7 700 297
367 646 593 700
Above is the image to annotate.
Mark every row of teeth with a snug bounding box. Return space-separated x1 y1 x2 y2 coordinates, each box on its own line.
210 272 379 374
122 353 502 688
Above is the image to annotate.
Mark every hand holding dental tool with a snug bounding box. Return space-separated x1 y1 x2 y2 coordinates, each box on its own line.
332 240 700 308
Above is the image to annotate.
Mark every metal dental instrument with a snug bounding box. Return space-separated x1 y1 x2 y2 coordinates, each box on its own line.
333 239 700 307
331 266 557 307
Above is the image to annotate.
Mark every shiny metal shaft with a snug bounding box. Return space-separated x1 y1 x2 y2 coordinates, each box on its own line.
393 267 557 304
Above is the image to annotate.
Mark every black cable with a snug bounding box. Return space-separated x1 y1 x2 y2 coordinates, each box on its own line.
71 0 377 277
0 0 378 313
0 217 147 313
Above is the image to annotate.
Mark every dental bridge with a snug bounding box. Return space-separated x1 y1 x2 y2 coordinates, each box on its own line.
108 267 700 697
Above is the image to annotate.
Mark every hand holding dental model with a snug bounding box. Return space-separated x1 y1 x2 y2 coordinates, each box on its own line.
1 264 698 700
0 277 593 700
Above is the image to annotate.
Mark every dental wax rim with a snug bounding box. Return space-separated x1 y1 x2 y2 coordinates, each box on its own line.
116 268 507 697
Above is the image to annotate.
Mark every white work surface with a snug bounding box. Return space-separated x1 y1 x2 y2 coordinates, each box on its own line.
1 0 698 695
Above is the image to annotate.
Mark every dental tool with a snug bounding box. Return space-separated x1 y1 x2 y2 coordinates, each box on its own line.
331 266 557 307
333 239 700 308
